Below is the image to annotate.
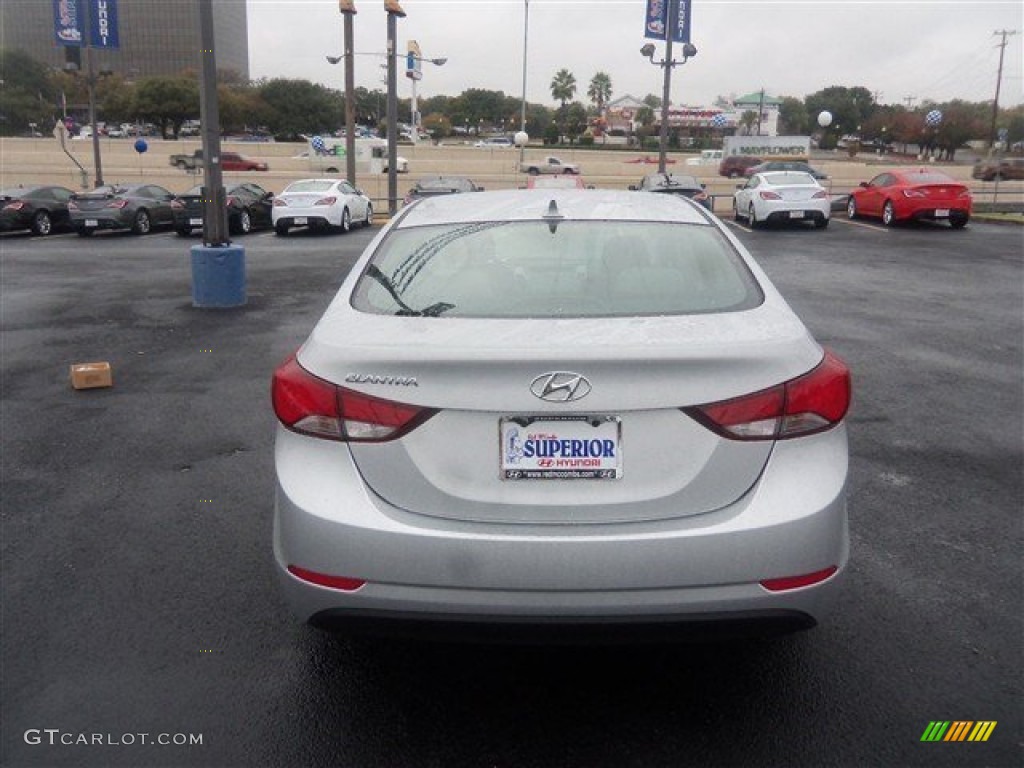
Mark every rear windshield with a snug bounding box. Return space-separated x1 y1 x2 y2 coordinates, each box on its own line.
351 221 763 318
285 180 335 193
764 173 816 185
417 178 473 192
902 172 955 185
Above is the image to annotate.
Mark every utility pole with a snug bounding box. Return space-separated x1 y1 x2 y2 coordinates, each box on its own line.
902 95 916 109
989 29 1018 152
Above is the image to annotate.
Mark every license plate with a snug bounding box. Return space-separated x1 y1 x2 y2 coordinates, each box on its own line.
935 209 949 218
293 217 307 225
189 218 202 226
789 210 805 219
85 219 98 227
500 415 621 480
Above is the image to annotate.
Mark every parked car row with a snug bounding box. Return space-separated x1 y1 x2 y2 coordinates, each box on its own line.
0 178 373 238
731 167 973 230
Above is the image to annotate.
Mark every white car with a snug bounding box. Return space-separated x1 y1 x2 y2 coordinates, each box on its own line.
272 178 373 236
733 171 830 228
272 189 852 639
475 137 514 148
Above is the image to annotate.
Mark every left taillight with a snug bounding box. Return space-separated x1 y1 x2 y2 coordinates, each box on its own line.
314 196 337 206
272 354 433 442
759 191 782 200
3 201 25 211
107 199 128 209
686 350 851 441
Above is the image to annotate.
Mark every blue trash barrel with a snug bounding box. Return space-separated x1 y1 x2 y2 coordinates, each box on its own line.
190 245 246 307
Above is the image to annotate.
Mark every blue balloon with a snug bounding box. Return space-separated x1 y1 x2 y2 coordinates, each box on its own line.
134 139 148 154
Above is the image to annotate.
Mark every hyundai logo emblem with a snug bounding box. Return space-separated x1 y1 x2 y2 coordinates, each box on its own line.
530 372 592 402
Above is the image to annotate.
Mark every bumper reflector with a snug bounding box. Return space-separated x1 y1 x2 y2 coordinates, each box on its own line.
760 566 838 592
287 565 366 592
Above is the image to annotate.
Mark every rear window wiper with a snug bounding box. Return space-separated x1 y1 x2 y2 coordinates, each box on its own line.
365 264 455 317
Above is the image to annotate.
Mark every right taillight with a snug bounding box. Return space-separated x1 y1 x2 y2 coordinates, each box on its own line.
272 354 434 442
686 350 851 441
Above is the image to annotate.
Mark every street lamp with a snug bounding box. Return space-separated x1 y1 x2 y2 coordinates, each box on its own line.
640 33 698 174
403 47 447 142
385 0 406 216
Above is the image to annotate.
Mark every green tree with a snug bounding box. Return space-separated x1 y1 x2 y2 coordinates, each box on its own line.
0 48 57 135
804 86 876 143
778 96 808 135
257 78 341 139
133 75 199 138
564 102 588 144
550 69 577 109
587 72 612 113
739 110 758 135
421 112 451 139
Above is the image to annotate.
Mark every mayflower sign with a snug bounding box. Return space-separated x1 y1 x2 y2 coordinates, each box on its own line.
723 135 811 160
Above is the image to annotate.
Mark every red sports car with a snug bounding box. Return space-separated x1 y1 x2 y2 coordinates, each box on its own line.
846 168 971 228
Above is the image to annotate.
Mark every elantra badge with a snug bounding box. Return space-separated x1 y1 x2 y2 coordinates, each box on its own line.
530 372 592 402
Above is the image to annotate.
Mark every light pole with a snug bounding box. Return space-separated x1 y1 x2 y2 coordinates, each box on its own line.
519 0 530 165
640 1 697 174
403 44 447 143
384 0 406 216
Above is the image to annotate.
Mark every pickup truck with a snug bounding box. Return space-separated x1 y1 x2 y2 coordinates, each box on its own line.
169 150 269 172
520 156 580 175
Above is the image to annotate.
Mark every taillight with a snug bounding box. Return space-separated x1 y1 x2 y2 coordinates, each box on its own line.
759 191 782 200
314 196 337 206
170 199 184 209
686 350 851 440
68 200 79 210
3 201 25 211
273 199 287 207
812 190 828 199
226 196 237 207
272 354 434 441
902 189 926 198
106 199 128 209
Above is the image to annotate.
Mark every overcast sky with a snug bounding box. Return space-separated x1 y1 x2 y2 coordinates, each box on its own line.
248 0 1023 111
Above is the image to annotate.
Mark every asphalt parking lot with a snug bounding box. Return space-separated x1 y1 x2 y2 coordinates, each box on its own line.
2 215 1021 767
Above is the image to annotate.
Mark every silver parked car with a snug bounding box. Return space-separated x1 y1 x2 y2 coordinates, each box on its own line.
272 178 372 236
272 190 851 639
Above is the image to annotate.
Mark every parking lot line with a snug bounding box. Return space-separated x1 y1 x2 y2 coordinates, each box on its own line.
724 220 753 233
832 218 890 232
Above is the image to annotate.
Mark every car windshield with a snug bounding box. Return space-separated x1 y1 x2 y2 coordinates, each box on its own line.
285 180 335 193
417 178 473 192
351 221 763 318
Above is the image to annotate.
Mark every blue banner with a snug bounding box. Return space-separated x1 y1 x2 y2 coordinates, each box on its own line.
52 0 119 48
90 0 119 49
53 0 83 46
644 0 691 43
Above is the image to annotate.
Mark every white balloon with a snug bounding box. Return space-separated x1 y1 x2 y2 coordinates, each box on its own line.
513 131 529 147
817 111 833 128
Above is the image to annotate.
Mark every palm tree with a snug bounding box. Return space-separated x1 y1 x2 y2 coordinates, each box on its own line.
587 72 612 114
740 110 759 136
550 69 577 143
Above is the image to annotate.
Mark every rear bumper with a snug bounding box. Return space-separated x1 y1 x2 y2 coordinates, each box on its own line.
274 424 850 630
70 213 132 231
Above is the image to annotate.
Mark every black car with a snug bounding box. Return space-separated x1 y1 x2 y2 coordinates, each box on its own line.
404 176 484 206
69 184 177 236
630 173 711 210
172 182 274 236
0 185 76 236
744 161 828 180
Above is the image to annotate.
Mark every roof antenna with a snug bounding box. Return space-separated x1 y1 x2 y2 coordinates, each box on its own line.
542 199 564 234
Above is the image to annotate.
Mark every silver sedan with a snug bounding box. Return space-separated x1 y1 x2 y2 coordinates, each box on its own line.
272 190 851 639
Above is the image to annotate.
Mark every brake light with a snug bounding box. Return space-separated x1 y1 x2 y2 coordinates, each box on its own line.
314 196 337 206
68 200 79 210
226 196 237 207
273 198 288 207
759 191 782 200
170 199 184 209
686 350 851 440
902 189 926 198
3 201 25 211
106 199 128 209
812 190 828 199
760 566 838 592
287 565 366 592
272 354 434 441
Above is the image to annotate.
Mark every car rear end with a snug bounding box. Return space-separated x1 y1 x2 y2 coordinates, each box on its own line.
273 180 343 229
755 173 830 225
272 190 850 639
895 172 972 225
68 187 134 232
0 190 34 232
171 187 206 234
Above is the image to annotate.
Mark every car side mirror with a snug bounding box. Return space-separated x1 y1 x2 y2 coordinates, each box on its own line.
859 182 869 188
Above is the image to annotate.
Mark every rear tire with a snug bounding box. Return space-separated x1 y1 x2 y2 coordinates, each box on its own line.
882 200 895 227
76 227 93 237
340 207 351 233
748 203 759 228
814 217 829 229
274 223 289 237
364 203 373 227
528 168 539 176
950 215 969 229
846 196 858 219
31 210 52 236
237 208 252 234
131 209 151 235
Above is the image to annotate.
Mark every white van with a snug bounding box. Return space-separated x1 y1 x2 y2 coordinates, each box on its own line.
685 149 723 166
